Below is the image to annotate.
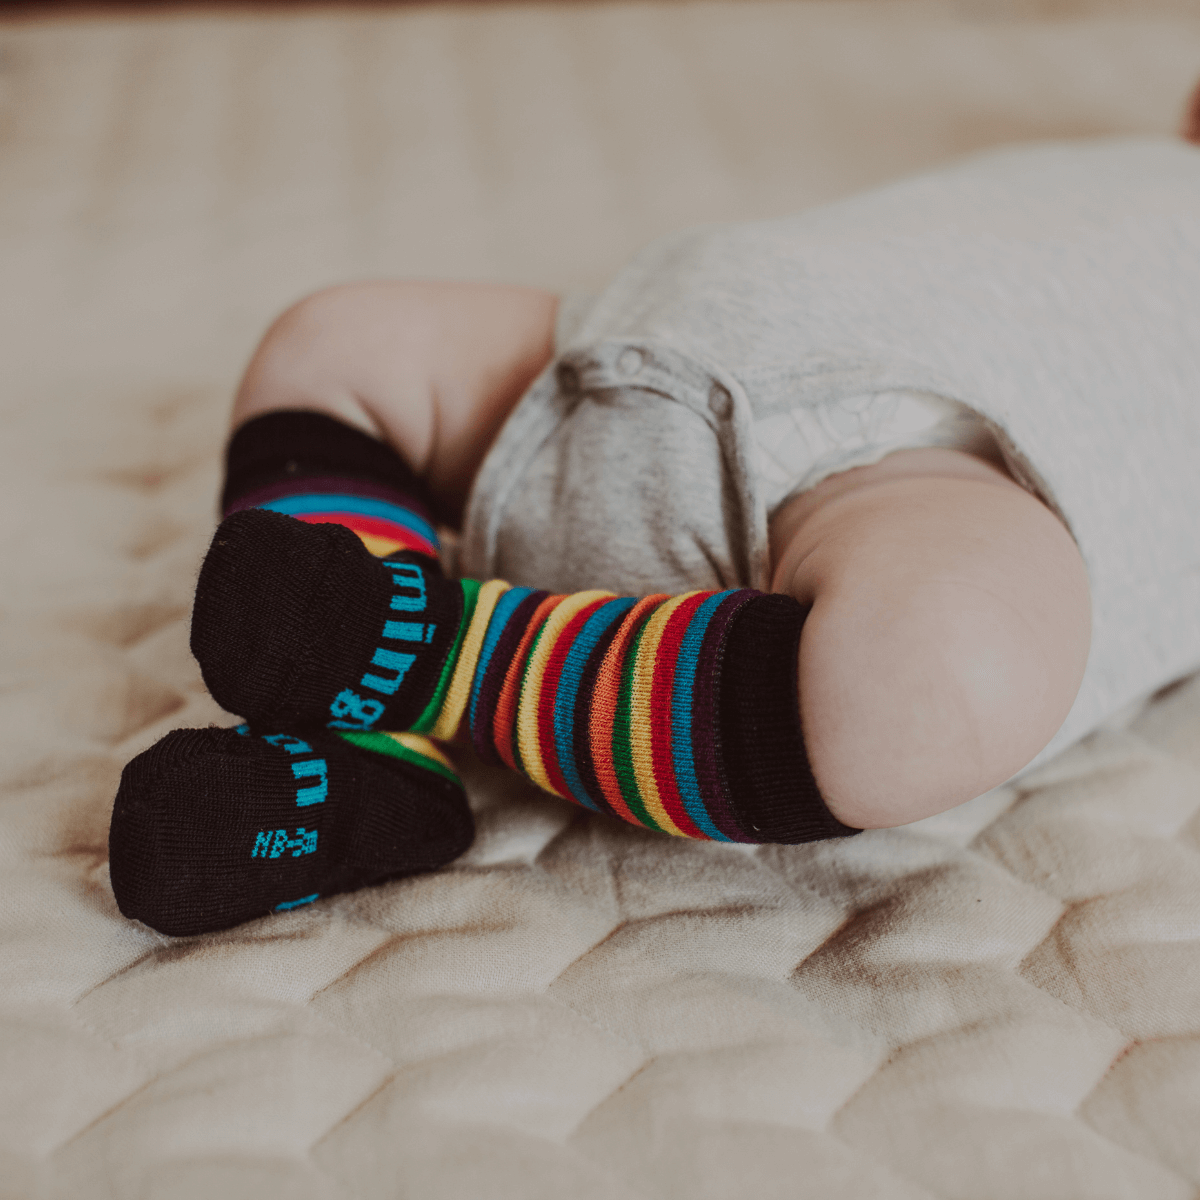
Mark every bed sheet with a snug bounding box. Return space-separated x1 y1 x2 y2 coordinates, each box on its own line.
2 3 1200 1197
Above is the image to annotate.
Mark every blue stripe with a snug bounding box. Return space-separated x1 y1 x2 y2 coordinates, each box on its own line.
258 494 437 543
552 597 636 812
671 591 738 841
275 892 319 911
468 586 536 732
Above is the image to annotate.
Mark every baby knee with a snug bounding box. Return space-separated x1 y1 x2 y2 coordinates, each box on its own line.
799 572 1088 830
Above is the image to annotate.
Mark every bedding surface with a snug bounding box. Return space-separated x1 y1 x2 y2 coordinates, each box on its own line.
2 2 1200 1197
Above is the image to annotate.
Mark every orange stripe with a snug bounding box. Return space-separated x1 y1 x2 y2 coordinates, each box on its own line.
588 595 668 824
517 591 613 797
627 593 703 837
491 594 564 772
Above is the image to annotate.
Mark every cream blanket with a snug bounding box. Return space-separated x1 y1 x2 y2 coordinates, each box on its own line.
3 3 1200 1197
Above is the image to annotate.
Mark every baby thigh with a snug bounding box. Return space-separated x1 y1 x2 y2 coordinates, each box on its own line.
770 448 1091 830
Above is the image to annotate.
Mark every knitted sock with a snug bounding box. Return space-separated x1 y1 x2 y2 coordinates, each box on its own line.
193 511 858 845
109 724 473 936
452 584 858 843
221 408 440 559
193 410 468 731
108 411 477 936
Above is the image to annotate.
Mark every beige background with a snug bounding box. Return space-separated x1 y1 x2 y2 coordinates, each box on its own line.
2 3 1200 1197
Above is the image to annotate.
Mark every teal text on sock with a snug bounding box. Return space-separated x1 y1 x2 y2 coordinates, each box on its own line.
252 828 318 858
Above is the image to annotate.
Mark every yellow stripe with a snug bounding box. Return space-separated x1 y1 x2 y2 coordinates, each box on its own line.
357 532 407 558
383 731 454 772
429 578 511 741
628 593 702 837
515 590 614 797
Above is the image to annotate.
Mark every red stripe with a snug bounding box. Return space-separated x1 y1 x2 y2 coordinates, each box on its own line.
293 511 437 555
648 593 712 837
535 597 611 801
492 595 563 772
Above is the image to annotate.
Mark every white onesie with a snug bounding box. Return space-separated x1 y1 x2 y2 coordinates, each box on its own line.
462 138 1200 774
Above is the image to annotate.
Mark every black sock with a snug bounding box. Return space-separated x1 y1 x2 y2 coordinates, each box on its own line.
192 509 463 732
192 409 464 732
108 725 473 936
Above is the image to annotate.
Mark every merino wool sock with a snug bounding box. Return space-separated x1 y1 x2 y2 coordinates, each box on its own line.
195 410 469 731
108 411 479 936
193 510 859 845
109 724 474 936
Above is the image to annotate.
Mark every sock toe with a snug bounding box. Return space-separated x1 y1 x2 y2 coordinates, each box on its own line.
191 509 393 725
108 725 473 936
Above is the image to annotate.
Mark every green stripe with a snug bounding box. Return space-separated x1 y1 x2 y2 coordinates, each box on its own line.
611 619 657 831
410 578 481 734
509 619 549 774
336 730 460 785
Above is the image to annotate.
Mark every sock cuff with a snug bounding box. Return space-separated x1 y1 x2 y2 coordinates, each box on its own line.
222 410 436 517
717 593 860 843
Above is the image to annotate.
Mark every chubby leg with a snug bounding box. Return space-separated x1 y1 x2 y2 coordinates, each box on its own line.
109 282 557 935
205 283 1090 841
769 448 1091 829
1184 76 1200 145
231 280 557 523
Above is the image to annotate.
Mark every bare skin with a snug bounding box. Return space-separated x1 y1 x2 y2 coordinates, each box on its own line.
1185 78 1200 145
233 278 1091 831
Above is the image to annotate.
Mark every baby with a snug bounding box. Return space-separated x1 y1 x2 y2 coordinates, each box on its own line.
109 97 1200 936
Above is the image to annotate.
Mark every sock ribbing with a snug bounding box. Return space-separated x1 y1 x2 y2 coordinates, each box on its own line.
443 583 858 845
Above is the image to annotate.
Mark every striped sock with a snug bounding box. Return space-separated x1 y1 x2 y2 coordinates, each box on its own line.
190 412 856 845
194 509 857 843
106 411 477 936
220 409 440 559
426 584 859 844
196 409 466 762
217 409 463 781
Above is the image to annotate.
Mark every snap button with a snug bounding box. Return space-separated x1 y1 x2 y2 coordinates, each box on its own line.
708 383 733 419
617 347 644 377
556 363 581 395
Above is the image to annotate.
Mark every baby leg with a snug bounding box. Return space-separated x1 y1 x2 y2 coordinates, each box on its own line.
195 446 1089 843
109 282 556 934
200 285 1091 842
230 280 558 523
769 447 1091 829
1184 75 1200 145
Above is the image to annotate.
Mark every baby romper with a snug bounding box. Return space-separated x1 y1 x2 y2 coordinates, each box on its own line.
460 138 1200 775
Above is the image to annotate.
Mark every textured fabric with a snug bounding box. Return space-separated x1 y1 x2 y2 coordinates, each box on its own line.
463 138 1200 780
223 410 440 558
7 4 1200 1196
458 582 856 843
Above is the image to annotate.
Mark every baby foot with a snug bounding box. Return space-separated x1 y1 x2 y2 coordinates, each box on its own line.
108 724 473 935
191 508 465 731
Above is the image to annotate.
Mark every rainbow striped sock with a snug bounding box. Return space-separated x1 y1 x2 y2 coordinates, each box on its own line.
420 582 859 845
222 409 440 559
219 409 454 780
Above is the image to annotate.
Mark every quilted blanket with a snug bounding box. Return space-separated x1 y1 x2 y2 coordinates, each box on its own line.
2 2 1200 1197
